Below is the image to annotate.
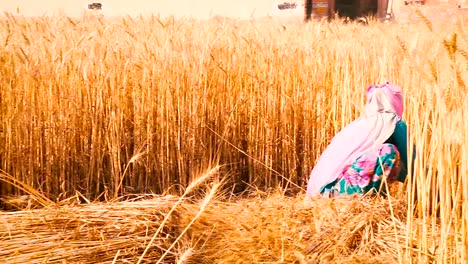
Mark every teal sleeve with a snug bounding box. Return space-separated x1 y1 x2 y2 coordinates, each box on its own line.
388 121 411 182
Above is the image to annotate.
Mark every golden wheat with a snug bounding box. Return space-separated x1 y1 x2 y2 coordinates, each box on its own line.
0 11 466 263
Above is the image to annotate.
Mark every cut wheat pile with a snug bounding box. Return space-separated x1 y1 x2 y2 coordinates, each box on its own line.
1 196 178 263
0 166 455 263
0 186 425 264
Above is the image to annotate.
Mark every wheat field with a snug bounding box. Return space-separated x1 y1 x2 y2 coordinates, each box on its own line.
0 10 467 263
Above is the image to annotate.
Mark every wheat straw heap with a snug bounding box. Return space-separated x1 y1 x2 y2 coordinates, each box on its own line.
0 10 467 264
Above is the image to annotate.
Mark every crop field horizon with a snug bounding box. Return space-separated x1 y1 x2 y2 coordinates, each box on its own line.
0 11 467 263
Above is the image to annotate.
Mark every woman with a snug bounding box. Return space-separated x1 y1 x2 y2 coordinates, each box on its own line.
306 82 410 198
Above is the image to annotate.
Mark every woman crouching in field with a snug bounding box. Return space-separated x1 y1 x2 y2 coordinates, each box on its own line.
306 82 410 198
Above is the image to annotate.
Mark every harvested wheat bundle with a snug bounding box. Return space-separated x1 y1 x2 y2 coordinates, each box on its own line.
176 193 411 264
0 195 181 264
0 191 450 264
0 166 221 264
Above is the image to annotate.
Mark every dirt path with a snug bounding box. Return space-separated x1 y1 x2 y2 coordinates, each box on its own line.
0 0 304 19
1 1 466 24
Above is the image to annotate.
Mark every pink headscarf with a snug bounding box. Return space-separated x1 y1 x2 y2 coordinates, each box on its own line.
306 82 404 197
366 82 403 118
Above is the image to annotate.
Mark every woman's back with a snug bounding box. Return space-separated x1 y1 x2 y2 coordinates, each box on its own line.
306 82 409 198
